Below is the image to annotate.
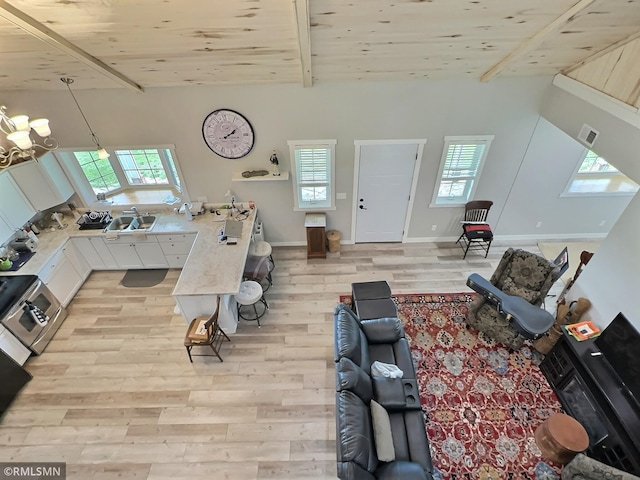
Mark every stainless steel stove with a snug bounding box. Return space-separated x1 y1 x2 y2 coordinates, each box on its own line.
0 275 67 354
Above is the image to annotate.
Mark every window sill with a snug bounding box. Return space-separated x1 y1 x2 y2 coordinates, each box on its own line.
232 171 289 182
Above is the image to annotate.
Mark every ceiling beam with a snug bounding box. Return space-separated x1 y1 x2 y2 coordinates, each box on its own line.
480 0 596 82
0 0 144 93
293 0 312 87
563 30 640 75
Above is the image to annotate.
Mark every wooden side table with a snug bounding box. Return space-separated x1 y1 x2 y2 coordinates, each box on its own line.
305 213 326 259
535 412 589 464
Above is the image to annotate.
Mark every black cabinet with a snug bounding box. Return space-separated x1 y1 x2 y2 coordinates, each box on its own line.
540 330 640 474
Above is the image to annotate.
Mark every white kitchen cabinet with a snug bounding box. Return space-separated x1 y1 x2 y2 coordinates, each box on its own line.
0 214 13 245
0 170 36 230
71 237 119 270
105 235 169 269
38 246 84 307
7 158 73 211
158 233 197 268
63 240 91 280
0 324 31 366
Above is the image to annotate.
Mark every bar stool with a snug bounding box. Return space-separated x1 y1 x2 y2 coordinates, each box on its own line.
236 280 269 327
250 240 275 272
247 241 273 292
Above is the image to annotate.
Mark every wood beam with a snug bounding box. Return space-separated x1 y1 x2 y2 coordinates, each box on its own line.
480 0 596 82
293 0 312 88
0 0 144 93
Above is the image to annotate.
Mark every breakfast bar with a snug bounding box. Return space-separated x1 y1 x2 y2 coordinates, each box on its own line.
172 207 257 333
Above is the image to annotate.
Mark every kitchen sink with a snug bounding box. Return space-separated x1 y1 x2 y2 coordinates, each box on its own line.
105 215 157 232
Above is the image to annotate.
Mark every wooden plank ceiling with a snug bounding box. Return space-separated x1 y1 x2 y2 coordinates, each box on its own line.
0 0 639 92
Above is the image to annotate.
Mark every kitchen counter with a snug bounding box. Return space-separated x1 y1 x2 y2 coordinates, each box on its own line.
1 206 257 333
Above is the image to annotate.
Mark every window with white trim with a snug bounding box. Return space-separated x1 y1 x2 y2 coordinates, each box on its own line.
288 139 336 210
56 145 187 206
432 135 494 206
563 149 639 196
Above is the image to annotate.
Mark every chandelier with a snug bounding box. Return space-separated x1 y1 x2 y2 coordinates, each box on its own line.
0 105 58 169
61 77 109 160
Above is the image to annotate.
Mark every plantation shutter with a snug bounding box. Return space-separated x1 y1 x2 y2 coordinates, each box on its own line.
295 147 329 186
442 143 486 180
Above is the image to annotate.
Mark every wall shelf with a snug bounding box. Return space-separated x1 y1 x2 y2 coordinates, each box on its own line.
232 171 289 182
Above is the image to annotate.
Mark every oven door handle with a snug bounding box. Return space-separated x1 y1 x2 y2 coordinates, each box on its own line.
3 279 43 320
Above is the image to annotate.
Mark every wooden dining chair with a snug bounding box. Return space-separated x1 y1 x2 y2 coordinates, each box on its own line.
184 297 230 362
456 200 494 259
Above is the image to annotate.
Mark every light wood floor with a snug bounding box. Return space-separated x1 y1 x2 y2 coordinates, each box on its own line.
0 241 558 480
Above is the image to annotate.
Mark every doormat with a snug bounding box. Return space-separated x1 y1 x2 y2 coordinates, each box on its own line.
339 293 563 480
120 269 168 288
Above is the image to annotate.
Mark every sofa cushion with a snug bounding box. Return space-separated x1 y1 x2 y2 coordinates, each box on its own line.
336 391 378 474
370 400 395 462
376 461 432 480
360 317 404 344
336 357 373 403
368 338 415 378
335 307 370 368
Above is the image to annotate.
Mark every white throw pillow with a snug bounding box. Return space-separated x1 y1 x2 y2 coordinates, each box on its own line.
370 399 395 462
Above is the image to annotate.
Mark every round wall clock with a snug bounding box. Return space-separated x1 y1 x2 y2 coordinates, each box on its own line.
202 108 255 159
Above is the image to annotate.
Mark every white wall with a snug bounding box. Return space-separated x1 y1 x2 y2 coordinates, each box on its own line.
5 76 625 246
541 84 640 331
5 77 551 244
496 117 633 238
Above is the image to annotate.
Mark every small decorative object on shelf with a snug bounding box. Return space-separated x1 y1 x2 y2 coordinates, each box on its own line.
270 150 280 176
241 169 269 178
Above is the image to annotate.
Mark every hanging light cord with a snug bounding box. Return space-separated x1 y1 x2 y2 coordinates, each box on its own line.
60 77 102 147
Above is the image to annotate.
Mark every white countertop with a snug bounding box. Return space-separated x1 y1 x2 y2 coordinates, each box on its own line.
1 206 257 297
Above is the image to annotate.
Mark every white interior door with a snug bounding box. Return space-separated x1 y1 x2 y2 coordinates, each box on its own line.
355 143 419 242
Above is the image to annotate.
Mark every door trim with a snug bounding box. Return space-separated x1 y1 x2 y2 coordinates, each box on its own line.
351 139 426 244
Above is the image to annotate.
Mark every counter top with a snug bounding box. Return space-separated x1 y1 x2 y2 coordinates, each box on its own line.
1 206 257 297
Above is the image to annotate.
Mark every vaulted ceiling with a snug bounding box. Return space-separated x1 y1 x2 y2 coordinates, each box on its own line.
1 0 640 93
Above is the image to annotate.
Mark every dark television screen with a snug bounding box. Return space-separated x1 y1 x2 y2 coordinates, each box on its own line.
595 313 640 403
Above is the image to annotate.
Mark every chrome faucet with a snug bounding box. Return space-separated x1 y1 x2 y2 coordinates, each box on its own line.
122 206 142 219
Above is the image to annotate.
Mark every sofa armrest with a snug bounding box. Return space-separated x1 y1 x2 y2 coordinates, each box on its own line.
563 454 640 480
337 462 376 480
376 461 432 480
361 317 404 344
373 377 421 410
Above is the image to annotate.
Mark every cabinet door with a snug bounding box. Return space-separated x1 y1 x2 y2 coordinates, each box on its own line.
39 153 74 203
135 243 168 268
39 249 83 307
63 240 91 279
0 325 31 366
72 237 105 270
89 237 119 269
0 213 13 245
106 243 143 269
0 171 36 228
306 227 326 259
7 161 62 211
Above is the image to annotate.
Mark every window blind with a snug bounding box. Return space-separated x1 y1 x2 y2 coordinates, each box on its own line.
295 148 329 185
442 143 486 179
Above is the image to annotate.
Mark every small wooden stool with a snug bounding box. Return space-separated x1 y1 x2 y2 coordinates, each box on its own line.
535 413 589 464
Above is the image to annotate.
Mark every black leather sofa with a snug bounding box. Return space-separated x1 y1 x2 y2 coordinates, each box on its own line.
334 303 434 480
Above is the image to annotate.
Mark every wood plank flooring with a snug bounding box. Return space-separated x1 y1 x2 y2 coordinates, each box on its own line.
0 241 558 480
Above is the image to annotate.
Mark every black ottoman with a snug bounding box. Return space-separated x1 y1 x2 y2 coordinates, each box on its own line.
354 298 398 320
351 281 392 302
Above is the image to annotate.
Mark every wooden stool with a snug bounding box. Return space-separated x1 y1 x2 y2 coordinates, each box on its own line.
535 413 589 464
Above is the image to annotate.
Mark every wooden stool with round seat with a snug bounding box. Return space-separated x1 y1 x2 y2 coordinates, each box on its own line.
535 413 589 465
236 280 269 327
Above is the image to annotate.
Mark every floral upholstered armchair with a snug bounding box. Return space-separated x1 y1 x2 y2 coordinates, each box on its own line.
466 248 561 350
563 454 640 479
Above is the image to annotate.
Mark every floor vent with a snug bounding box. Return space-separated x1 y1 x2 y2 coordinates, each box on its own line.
577 124 599 147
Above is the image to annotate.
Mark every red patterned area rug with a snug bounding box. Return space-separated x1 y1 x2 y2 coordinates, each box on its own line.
340 293 563 480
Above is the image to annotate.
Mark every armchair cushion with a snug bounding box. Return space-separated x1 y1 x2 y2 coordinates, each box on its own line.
562 453 640 480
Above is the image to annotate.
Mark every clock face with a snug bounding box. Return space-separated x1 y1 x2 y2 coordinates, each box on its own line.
202 109 255 159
